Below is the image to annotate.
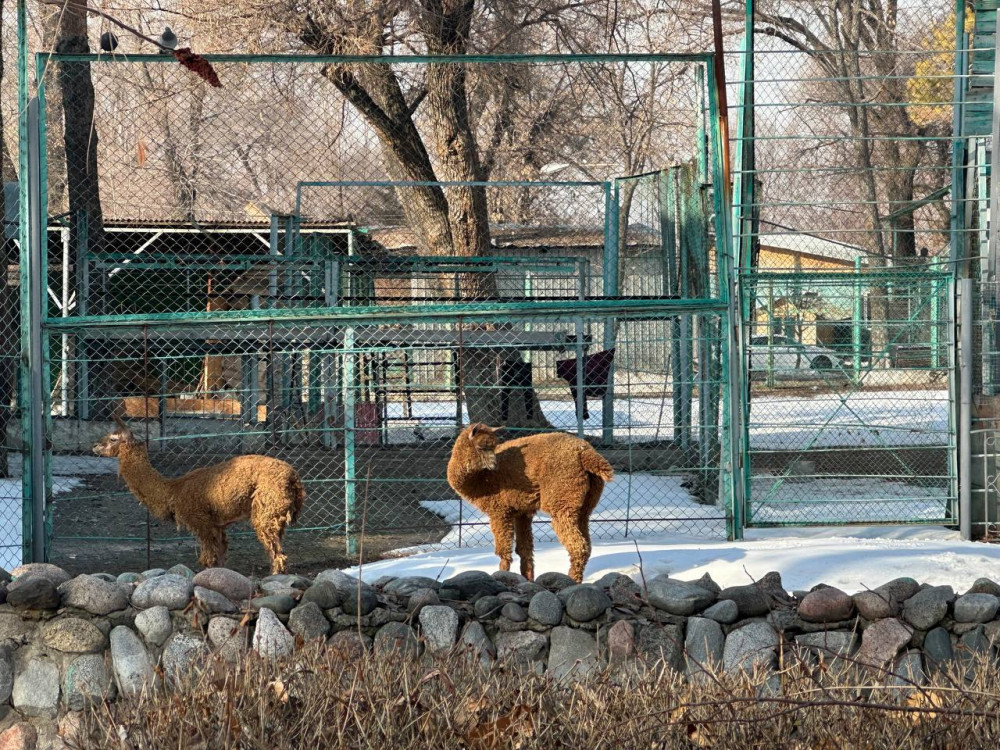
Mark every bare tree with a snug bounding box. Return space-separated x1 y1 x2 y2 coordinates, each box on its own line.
43 0 113 418
753 0 951 260
270 0 616 426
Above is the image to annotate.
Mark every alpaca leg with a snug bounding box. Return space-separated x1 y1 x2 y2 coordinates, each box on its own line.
576 476 605 577
215 528 229 568
551 512 590 583
576 513 592 579
252 517 286 574
195 527 222 568
488 513 515 572
251 498 291 574
513 514 535 580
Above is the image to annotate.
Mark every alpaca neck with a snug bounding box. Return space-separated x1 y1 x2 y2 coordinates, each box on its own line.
117 443 175 520
447 447 496 494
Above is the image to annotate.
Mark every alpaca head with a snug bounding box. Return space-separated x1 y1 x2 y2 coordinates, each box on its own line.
93 415 139 458
458 423 503 471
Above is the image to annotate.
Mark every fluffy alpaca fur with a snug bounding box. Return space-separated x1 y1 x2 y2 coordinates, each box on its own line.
93 417 305 574
447 424 613 582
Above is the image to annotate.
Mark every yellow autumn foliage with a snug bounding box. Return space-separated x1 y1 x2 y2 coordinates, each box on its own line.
906 13 973 127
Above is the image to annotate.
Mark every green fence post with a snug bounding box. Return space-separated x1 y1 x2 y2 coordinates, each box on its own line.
601 181 618 445
17 0 31 562
343 327 357 556
853 257 863 382
23 99 46 563
706 53 745 541
75 211 90 421
931 275 940 370
766 277 775 388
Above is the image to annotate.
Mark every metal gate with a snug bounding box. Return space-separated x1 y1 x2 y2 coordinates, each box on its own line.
741 268 956 527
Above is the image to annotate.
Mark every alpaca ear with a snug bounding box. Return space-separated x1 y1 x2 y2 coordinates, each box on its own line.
469 423 482 437
113 413 133 437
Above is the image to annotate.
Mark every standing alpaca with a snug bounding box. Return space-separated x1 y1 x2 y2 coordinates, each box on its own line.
93 417 305 574
447 424 613 582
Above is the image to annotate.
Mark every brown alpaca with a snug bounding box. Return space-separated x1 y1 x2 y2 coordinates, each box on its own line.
447 424 613 582
93 417 305 574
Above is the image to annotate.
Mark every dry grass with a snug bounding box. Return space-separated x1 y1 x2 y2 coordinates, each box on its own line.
77 643 1000 749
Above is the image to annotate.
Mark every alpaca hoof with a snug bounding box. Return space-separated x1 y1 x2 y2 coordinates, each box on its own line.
271 555 289 575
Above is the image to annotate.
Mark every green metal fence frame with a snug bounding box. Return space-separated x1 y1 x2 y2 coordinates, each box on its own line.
19 19 962 558
740 267 957 527
16 49 738 562
732 0 965 533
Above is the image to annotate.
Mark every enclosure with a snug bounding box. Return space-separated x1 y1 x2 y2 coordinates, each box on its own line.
6 48 743 574
2 0 996 573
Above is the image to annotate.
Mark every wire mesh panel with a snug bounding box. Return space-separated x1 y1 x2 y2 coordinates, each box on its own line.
617 165 719 301
732 0 964 527
22 51 735 570
43 302 730 573
736 3 959 267
43 55 709 232
0 230 21 570
743 268 955 526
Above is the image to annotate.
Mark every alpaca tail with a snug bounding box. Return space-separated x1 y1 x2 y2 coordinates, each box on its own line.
287 472 306 525
580 446 614 482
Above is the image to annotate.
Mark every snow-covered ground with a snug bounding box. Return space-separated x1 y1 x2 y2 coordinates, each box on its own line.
0 455 113 571
347 525 1000 595
380 390 949 449
0 476 82 571
411 469 950 552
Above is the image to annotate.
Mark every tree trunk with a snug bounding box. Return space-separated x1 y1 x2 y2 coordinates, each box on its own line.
56 0 112 419
156 71 206 223
306 3 552 429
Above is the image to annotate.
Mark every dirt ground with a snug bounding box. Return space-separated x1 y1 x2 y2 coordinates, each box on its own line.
47 441 457 576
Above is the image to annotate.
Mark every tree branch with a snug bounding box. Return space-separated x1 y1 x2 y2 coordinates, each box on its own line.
406 87 428 117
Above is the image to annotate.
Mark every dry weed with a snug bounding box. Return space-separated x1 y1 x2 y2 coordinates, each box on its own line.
76 644 1000 749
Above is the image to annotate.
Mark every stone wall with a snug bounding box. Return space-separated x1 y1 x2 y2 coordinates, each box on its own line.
0 562 995 748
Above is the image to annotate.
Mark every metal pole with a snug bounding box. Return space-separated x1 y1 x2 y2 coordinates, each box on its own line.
710 0 732 192
853 257 863 382
989 27 1000 282
960 277 973 540
60 228 69 415
931 276 940 370
25 98 46 563
575 318 585 437
766 278 775 389
343 326 357 555
75 211 89 421
601 181 618 445
706 49 745 539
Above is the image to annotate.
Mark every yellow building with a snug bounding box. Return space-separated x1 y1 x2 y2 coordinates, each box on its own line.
755 226 868 271
752 226 868 346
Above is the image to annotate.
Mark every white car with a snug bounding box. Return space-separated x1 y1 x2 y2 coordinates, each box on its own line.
748 335 850 379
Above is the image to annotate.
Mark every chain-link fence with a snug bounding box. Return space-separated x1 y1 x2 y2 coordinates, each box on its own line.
16 51 735 573
732 0 964 527
742 268 954 525
43 302 731 573
9 0 995 573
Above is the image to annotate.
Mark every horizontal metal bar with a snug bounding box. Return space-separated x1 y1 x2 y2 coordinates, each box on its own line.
43 297 729 330
728 73 986 84
742 134 967 142
38 52 714 65
740 270 951 282
746 519 954 528
300 179 608 189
